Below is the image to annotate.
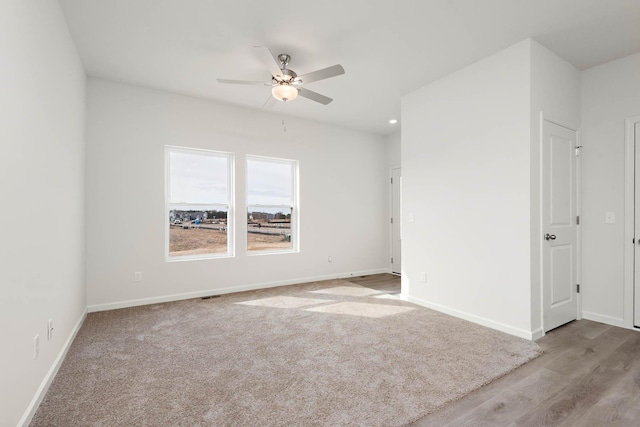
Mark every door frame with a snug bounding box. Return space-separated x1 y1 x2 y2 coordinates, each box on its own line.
389 166 401 276
623 116 640 329
539 114 582 336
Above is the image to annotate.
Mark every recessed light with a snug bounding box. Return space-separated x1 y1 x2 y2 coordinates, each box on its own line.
389 119 398 124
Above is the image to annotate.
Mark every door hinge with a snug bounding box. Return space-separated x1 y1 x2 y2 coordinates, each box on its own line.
391 257 393 264
390 177 393 184
577 284 580 294
576 215 580 225
391 217 393 224
575 145 583 157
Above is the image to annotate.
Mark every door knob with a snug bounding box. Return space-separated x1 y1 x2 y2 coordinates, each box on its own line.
544 233 556 241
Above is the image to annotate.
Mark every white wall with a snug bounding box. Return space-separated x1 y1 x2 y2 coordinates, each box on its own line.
581 53 640 327
401 40 534 337
85 79 388 309
529 40 581 334
0 2 86 426
386 131 401 168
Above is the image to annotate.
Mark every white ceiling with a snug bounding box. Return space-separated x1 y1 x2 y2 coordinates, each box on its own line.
59 0 640 136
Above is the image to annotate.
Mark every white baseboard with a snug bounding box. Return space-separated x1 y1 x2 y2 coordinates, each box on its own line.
406 295 536 340
88 268 390 313
531 327 545 341
581 311 626 328
19 308 87 427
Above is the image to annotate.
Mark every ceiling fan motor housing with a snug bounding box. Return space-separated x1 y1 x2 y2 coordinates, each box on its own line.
277 53 291 66
276 68 298 83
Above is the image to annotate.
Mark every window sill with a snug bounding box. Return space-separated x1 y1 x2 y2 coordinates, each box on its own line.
246 249 299 257
165 253 233 262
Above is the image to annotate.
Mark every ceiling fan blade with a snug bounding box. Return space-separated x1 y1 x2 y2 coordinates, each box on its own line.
297 87 333 105
254 46 282 78
296 64 345 84
217 79 271 85
262 95 278 109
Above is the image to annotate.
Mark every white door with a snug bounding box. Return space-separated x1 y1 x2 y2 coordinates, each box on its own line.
391 168 401 274
542 120 578 332
634 122 640 327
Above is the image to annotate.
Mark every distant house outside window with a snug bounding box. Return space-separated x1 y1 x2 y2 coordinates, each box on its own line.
165 146 233 260
246 156 298 253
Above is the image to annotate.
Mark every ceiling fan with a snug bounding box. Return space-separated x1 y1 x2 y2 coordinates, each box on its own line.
217 46 345 107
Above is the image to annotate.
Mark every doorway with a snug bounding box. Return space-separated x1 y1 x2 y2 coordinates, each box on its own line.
542 120 579 332
623 116 640 329
633 121 640 327
391 167 401 275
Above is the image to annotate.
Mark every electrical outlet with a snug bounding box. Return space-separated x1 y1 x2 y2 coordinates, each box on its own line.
34 334 39 359
328 256 332 263
47 319 54 340
420 272 427 283
134 272 142 282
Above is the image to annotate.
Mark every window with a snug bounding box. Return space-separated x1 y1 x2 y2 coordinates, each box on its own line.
166 147 233 260
247 156 298 253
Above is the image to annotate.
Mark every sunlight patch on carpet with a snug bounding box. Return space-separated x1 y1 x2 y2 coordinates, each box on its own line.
305 301 415 318
309 285 381 297
237 296 331 309
372 293 402 300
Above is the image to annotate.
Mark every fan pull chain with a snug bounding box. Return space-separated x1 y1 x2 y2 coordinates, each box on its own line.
281 101 287 132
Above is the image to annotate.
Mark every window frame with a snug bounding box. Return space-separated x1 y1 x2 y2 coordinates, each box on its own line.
246 155 299 255
165 146 234 261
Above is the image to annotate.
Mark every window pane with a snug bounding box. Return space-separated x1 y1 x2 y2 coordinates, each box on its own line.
248 206 292 251
169 151 228 204
166 147 232 260
169 208 228 256
247 159 293 205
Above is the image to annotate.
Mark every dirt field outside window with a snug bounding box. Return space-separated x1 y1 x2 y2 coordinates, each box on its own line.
169 225 292 256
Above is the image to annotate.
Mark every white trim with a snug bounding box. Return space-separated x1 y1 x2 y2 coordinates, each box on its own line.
624 116 640 329
245 248 299 257
576 128 583 321
538 112 545 335
88 269 390 312
406 295 536 340
389 166 401 276
18 309 87 427
388 167 393 274
582 311 627 329
531 328 545 341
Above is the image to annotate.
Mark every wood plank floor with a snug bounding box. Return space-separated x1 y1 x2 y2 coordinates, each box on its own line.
349 273 402 295
354 274 640 426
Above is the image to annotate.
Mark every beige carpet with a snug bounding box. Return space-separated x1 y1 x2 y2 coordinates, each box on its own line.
31 278 541 426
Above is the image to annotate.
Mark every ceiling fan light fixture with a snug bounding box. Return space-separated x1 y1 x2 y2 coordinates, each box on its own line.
272 83 298 102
